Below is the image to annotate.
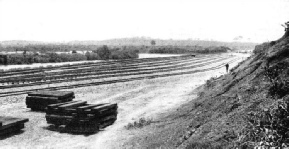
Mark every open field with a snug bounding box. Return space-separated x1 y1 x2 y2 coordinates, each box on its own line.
0 53 249 148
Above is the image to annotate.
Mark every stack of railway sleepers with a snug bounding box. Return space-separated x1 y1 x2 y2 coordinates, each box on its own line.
45 100 117 133
0 116 29 136
26 91 75 111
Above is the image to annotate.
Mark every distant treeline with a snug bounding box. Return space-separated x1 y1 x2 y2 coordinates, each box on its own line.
148 46 231 54
0 44 102 53
0 38 257 51
0 43 230 65
0 45 139 65
0 43 230 54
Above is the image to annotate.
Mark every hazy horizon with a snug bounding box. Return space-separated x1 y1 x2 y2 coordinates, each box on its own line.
1 0 288 43
0 36 260 44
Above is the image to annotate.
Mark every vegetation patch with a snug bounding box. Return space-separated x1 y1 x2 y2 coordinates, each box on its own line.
149 46 230 54
239 98 289 148
265 62 289 98
0 45 139 65
125 117 153 130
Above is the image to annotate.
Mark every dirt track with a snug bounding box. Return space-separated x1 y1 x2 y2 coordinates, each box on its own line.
0 53 249 149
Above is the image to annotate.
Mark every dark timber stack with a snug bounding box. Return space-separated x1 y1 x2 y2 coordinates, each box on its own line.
26 91 75 111
45 101 118 133
0 116 29 136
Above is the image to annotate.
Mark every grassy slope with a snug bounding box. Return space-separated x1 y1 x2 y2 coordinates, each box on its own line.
123 32 289 149
177 32 289 148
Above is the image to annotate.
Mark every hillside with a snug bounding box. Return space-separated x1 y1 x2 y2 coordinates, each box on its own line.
0 38 257 51
69 38 257 51
171 29 289 148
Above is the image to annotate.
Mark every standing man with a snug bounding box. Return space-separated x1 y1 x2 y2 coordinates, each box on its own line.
225 63 229 73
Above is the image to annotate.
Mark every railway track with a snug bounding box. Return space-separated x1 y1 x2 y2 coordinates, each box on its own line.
0 55 211 80
0 55 239 97
0 56 228 89
0 55 198 77
0 55 226 84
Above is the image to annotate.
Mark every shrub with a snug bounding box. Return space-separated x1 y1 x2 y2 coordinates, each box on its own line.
34 55 50 63
110 49 139 59
265 62 289 98
85 52 98 60
124 117 153 130
96 45 111 60
149 47 190 54
58 53 87 62
205 77 217 89
148 46 229 54
253 42 271 55
240 100 289 148
0 45 140 65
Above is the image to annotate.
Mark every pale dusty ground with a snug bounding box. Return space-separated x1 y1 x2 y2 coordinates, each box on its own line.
0 53 249 149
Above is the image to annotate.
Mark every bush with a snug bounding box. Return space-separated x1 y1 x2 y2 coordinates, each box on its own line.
240 100 289 148
149 47 190 54
205 77 217 89
124 117 153 130
1 52 88 65
0 45 140 65
85 52 98 60
265 62 289 98
253 42 271 55
7 54 27 64
110 49 139 59
96 45 111 60
195 46 230 54
148 46 229 54
58 53 87 62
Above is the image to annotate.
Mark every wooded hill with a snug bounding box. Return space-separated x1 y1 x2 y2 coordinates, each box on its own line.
0 37 257 51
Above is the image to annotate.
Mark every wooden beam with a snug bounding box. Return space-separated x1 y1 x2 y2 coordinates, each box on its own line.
77 104 105 112
58 101 87 110
91 103 117 112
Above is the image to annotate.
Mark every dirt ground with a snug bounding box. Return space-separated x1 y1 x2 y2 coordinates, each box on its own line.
0 53 249 149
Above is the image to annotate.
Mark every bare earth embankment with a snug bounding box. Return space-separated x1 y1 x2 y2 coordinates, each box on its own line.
0 53 249 149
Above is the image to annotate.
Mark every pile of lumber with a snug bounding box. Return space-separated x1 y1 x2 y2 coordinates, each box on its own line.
0 116 29 136
45 100 117 133
26 91 75 111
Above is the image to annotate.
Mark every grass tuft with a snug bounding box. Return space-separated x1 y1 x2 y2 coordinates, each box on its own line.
125 117 153 130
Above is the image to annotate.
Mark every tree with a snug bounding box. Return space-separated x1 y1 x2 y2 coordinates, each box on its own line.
281 21 289 38
96 45 111 60
282 21 289 31
151 40 156 46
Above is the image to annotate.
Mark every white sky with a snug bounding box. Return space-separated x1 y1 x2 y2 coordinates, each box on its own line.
0 0 288 43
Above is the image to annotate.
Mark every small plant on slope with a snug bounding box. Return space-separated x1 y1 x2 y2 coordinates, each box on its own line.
264 62 289 99
240 100 289 148
125 117 153 130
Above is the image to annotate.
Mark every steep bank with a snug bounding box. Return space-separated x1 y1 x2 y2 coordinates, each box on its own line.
175 31 289 148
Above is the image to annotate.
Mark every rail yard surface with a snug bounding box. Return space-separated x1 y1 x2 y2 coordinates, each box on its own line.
0 53 249 148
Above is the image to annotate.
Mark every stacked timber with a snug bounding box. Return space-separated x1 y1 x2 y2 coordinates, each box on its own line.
0 116 29 136
26 91 75 111
45 101 118 133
